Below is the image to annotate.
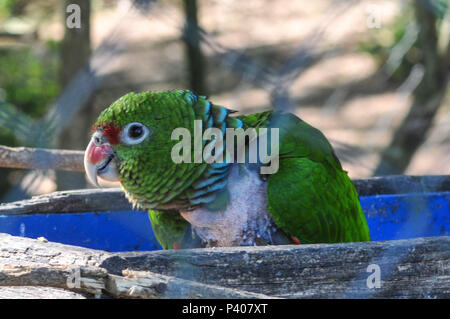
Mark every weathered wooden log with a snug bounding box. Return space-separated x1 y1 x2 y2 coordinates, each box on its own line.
0 232 109 296
0 286 87 299
101 236 450 298
0 264 106 296
1 175 449 216
0 145 84 172
353 174 450 196
0 188 131 216
0 233 273 299
106 270 275 299
0 233 448 298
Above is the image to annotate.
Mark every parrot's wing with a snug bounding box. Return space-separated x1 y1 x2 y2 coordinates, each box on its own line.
241 112 370 243
267 156 370 243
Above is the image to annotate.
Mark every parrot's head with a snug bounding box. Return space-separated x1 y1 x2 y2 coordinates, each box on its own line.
84 89 224 210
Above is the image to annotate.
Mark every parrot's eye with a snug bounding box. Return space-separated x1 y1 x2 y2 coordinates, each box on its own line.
129 125 143 138
122 122 149 145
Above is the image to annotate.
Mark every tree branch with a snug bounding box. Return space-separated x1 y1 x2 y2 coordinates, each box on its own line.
0 145 84 172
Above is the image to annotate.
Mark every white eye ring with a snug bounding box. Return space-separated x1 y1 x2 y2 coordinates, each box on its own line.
121 122 150 145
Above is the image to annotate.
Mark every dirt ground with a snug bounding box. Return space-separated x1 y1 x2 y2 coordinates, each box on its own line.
35 0 449 193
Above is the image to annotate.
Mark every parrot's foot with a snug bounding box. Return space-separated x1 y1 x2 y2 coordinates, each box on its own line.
290 236 302 245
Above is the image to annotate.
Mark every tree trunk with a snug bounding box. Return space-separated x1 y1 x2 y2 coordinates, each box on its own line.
374 0 449 175
182 0 207 95
56 0 92 190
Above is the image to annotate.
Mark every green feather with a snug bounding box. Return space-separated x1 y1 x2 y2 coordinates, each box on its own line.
239 111 370 243
148 209 201 249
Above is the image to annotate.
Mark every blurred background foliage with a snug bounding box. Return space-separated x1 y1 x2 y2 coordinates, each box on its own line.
359 0 448 83
0 0 449 201
0 1 62 196
0 47 60 120
358 4 417 82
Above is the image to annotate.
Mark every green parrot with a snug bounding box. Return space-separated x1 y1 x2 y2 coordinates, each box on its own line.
84 90 370 249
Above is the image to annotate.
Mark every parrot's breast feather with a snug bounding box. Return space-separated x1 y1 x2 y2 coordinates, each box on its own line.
180 164 289 247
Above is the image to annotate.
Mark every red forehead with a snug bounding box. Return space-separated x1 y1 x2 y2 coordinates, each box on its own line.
93 124 121 145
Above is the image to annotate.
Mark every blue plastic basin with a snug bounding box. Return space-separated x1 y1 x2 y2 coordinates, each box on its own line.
0 191 449 252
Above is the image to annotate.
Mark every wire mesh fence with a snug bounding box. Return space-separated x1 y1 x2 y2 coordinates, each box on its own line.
0 0 449 298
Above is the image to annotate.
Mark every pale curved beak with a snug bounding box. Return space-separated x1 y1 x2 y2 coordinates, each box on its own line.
84 132 120 187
